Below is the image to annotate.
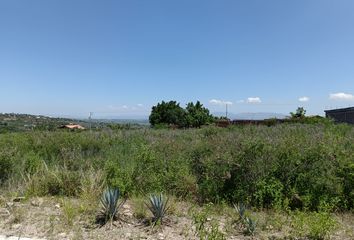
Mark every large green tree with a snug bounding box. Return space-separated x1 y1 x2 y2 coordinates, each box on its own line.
290 107 306 119
149 100 214 128
149 101 187 127
186 101 214 128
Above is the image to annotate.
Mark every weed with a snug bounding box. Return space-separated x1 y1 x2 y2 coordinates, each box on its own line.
192 203 226 240
9 207 25 224
61 199 77 226
132 197 147 220
291 211 337 239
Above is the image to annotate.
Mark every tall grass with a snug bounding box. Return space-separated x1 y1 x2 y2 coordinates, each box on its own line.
0 123 353 211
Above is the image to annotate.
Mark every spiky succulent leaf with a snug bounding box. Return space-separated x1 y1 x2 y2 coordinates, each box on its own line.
100 188 121 223
146 193 169 224
244 217 257 235
234 202 247 220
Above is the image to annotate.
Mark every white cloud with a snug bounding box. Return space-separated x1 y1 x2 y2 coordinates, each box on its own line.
108 105 130 111
137 104 143 107
329 92 354 101
209 99 233 105
247 97 262 103
237 100 245 103
298 96 310 102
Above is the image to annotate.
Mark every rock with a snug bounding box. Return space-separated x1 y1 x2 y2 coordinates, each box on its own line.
123 204 130 209
12 197 25 202
6 202 14 208
0 208 10 216
58 232 67 238
266 225 274 230
158 233 165 240
123 210 133 217
31 198 44 207
55 204 60 209
11 223 22 230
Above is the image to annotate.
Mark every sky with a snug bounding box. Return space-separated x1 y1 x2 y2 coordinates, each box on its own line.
1 0 354 118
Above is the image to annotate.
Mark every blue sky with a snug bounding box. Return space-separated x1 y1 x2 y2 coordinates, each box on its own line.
1 0 354 118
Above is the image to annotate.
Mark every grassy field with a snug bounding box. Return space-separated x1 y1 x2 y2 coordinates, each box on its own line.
0 123 353 239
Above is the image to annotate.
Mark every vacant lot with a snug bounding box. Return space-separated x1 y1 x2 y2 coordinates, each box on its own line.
0 123 353 239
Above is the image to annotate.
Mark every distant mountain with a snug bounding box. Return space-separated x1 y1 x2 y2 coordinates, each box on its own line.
213 112 288 120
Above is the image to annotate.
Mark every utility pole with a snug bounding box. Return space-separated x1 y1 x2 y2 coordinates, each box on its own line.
226 103 228 119
89 112 93 131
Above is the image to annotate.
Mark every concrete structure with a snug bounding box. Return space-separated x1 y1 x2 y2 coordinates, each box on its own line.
59 124 85 130
325 107 354 124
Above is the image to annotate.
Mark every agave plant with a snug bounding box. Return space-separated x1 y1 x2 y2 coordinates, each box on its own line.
244 217 257 236
234 202 247 220
146 193 169 225
233 202 257 235
99 188 124 224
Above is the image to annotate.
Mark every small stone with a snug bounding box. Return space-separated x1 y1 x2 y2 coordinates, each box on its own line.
6 202 14 208
12 197 25 202
207 217 212 221
55 204 60 209
0 208 10 216
123 210 133 217
31 198 44 207
12 223 22 230
58 232 67 238
158 233 165 240
267 225 274 230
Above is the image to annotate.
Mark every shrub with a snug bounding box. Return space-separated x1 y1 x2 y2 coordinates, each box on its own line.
0 149 15 184
23 151 43 175
291 211 337 240
254 177 284 209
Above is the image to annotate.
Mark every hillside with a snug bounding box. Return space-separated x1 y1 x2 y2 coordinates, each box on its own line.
0 113 91 133
0 113 149 133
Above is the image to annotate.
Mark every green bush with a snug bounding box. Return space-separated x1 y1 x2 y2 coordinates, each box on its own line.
0 149 15 184
23 151 43 175
291 211 337 240
254 177 284 209
104 160 133 195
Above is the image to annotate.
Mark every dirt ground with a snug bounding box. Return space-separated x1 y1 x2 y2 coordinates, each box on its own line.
0 196 353 240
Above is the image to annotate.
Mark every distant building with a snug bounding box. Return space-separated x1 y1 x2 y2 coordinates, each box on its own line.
325 107 354 124
60 124 85 130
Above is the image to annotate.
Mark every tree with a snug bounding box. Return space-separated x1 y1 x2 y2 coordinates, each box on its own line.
149 100 214 128
185 101 214 128
290 107 306 119
149 101 187 127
